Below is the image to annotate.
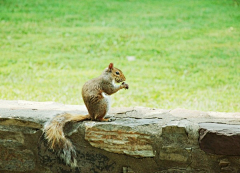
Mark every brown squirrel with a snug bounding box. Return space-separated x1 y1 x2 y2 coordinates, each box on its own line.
43 63 129 167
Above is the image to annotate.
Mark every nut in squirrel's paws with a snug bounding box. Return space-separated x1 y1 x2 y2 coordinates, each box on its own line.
121 82 129 89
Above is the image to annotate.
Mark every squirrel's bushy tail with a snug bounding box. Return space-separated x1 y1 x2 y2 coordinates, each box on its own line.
44 113 90 167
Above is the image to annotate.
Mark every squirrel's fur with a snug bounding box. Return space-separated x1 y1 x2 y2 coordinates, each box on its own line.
43 63 128 167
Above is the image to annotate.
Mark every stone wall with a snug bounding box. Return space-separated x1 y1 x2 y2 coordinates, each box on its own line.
0 100 240 173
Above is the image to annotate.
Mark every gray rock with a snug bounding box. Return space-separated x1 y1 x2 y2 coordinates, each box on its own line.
199 123 240 155
0 100 240 172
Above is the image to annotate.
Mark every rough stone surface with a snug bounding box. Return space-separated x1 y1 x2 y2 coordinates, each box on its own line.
85 119 158 158
199 123 240 155
0 100 240 172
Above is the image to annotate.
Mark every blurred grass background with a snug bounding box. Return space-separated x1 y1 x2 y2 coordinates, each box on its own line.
0 0 239 112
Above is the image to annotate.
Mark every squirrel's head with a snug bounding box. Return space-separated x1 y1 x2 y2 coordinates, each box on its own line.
106 63 126 83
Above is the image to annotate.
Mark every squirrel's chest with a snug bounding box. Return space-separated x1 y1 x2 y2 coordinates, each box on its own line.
101 92 111 108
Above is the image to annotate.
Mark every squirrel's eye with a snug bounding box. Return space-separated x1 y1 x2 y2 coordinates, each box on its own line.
116 71 120 75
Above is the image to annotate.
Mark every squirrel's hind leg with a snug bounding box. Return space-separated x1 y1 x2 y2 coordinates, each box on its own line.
98 117 110 122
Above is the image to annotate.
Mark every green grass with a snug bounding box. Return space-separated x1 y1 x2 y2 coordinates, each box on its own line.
0 0 239 112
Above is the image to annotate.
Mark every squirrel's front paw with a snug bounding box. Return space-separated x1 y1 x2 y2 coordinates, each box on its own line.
121 82 129 89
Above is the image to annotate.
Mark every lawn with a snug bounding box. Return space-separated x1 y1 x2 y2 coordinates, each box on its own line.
0 0 239 112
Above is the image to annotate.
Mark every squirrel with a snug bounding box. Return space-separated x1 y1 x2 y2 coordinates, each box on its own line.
43 63 129 167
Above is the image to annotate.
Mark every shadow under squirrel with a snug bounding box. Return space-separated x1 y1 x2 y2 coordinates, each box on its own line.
43 63 129 167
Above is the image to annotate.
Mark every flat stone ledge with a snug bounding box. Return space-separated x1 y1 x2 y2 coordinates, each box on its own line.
199 123 240 155
0 100 240 173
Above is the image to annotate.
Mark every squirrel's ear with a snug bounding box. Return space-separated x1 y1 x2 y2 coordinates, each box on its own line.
108 63 113 71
